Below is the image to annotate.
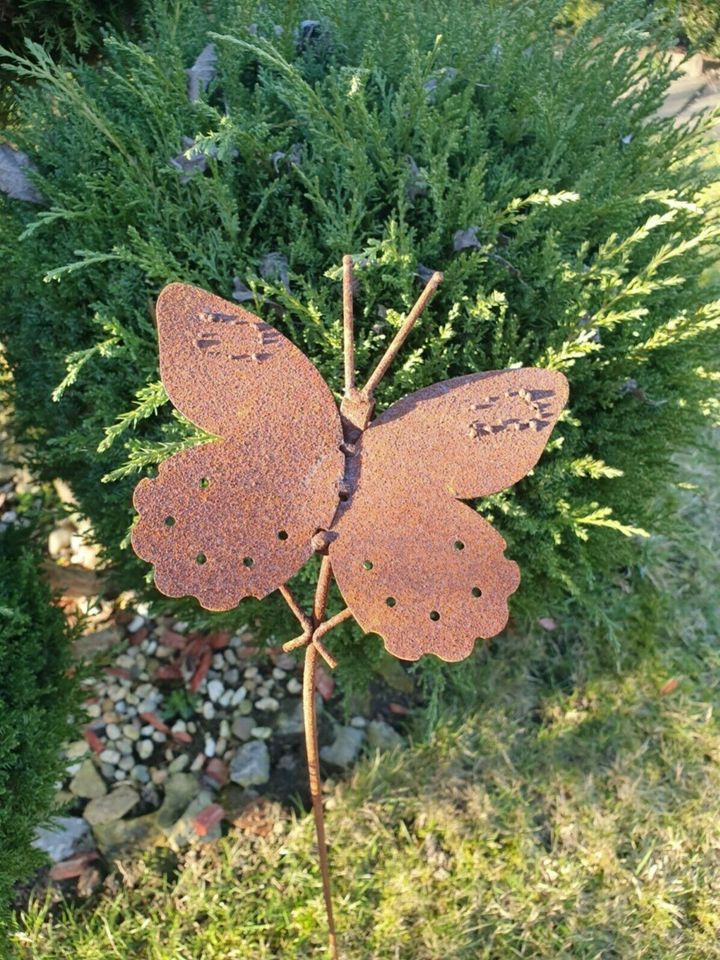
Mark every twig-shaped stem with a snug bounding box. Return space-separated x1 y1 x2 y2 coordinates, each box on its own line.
304 554 339 959
362 270 443 399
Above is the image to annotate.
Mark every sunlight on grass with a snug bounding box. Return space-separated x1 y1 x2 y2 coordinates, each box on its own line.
9 430 720 958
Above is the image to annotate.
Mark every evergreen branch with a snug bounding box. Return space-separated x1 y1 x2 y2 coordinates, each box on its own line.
97 381 169 453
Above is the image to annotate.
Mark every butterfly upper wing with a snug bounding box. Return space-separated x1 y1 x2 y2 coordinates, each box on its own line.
131 283 344 611
329 368 568 661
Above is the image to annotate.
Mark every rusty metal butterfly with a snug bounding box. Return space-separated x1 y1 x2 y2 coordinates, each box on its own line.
131 259 568 958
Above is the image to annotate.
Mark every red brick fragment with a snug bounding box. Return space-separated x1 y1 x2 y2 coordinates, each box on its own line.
83 728 104 754
205 758 228 786
139 711 171 734
388 702 409 716
128 626 148 646
156 664 183 681
50 851 98 881
193 803 225 837
161 629 188 650
315 664 335 701
172 730 192 744
105 666 131 680
189 649 212 693
207 630 231 651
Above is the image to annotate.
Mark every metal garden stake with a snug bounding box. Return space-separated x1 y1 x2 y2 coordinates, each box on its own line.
131 258 568 958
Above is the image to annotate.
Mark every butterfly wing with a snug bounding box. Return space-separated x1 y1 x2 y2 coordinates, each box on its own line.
329 368 568 661
131 283 344 610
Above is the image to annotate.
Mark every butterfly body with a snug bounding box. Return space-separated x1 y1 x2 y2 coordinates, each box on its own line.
132 281 568 663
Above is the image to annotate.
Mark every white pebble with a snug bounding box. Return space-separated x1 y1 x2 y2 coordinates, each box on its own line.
219 689 233 708
224 648 237 665
172 620 189 633
187 721 197 734
219 719 230 739
204 737 216 758
251 726 272 740
350 716 367 728
122 723 140 741
117 738 133 756
118 755 134 771
99 748 120 765
272 667 287 680
207 680 224 703
190 753 206 772
140 725 155 737
244 666 259 679
171 719 187 734
202 701 215 721
105 723 121 740
215 736 227 755
212 654 224 670
256 696 279 712
136 739 153 760
127 614 145 633
287 678 302 695
116 654 135 670
151 731 167 743
231 687 248 706
86 703 101 719
132 764 150 783
114 769 127 781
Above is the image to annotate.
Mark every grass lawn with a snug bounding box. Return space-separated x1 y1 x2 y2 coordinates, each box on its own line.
7 434 719 959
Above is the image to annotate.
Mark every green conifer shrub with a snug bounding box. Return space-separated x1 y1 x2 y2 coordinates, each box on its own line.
0 0 718 683
0 529 81 932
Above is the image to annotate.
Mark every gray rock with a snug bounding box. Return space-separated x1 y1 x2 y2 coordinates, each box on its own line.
168 754 190 774
157 773 200 830
164 790 220 848
229 740 270 787
367 719 404 752
276 698 303 736
320 726 364 769
92 812 160 856
136 739 154 760
255 696 279 712
231 716 255 740
65 739 90 761
250 726 272 740
33 816 91 862
84 785 140 826
69 759 107 800
99 748 120 766
207 679 224 702
132 764 150 784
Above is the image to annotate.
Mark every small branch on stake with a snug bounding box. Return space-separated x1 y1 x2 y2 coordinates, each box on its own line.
362 270 443 399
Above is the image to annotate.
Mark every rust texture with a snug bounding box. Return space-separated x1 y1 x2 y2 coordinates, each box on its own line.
130 264 568 958
131 283 345 610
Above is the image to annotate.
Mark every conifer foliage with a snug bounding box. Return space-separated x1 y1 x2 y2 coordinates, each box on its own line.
0 0 718 646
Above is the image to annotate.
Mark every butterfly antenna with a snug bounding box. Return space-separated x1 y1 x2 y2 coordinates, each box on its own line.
342 254 356 397
362 270 443 399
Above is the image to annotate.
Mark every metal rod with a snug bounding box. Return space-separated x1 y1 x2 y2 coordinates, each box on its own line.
342 255 355 396
279 584 313 634
313 607 352 641
304 552 339 959
362 270 443 399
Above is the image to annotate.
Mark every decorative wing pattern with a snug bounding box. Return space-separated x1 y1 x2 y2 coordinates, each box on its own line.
131 283 345 609
329 369 568 661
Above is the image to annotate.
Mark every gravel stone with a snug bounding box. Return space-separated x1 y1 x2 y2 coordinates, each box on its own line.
286 678 302 695
99 748 120 766
231 716 254 740
255 696 279 712
136 739 154 760
204 737 216 758
122 723 140 741
250 726 272 740
229 740 270 787
84 785 139 826
231 687 247 707
320 726 364 769
202 701 215 721
207 679 224 702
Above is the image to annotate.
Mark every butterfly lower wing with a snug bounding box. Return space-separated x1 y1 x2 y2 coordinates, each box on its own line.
132 282 345 609
329 367 567 661
330 485 519 661
133 435 343 611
